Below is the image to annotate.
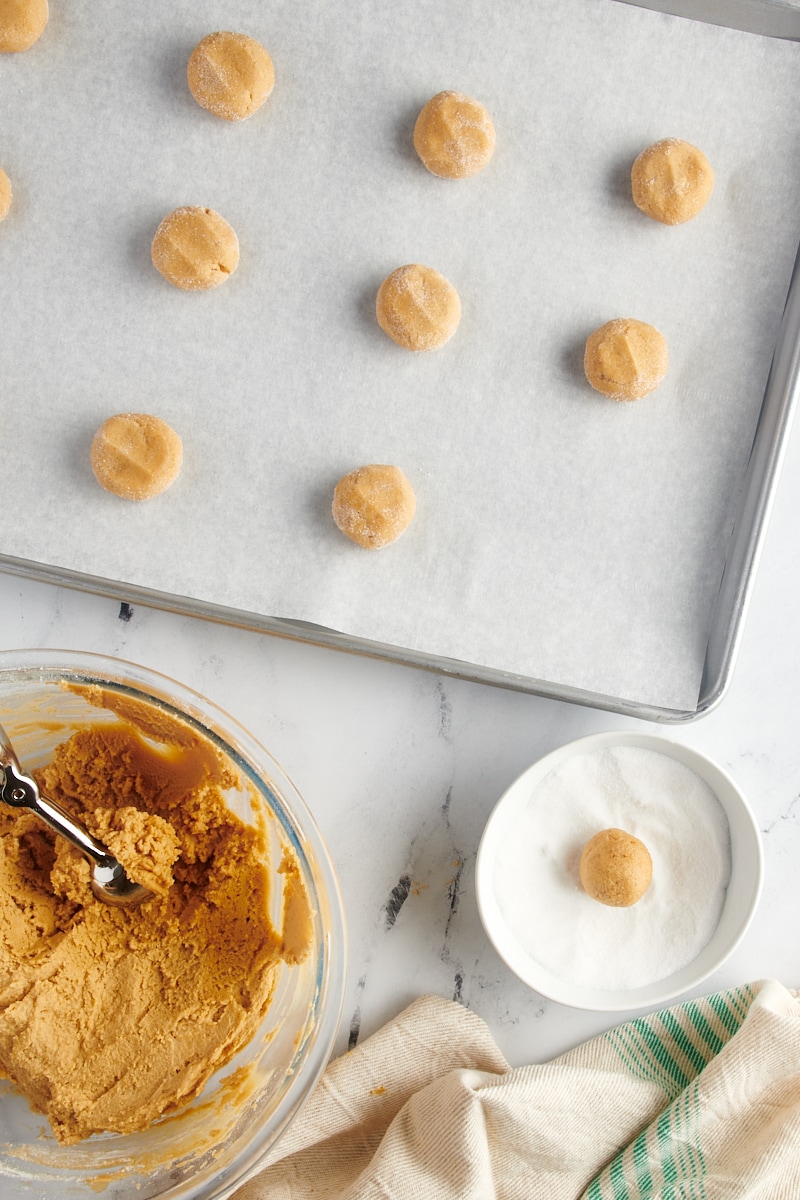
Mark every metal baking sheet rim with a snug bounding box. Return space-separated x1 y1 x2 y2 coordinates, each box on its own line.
4 0 799 725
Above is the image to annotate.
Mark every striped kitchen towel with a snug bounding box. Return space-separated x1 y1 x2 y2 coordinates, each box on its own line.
234 980 800 1200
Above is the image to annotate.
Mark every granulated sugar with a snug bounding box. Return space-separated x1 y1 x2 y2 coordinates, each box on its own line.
492 744 731 991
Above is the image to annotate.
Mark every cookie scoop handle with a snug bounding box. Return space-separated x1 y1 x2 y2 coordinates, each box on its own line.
0 720 151 906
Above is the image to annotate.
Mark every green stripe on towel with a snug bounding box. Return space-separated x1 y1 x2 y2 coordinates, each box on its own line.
584 988 757 1199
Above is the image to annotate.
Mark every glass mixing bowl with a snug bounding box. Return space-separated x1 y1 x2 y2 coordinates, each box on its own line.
0 649 346 1200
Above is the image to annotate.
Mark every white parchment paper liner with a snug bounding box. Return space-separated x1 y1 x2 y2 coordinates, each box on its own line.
1 0 799 710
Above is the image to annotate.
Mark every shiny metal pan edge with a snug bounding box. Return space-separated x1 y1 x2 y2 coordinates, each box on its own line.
615 0 800 42
695 241 800 718
0 552 700 721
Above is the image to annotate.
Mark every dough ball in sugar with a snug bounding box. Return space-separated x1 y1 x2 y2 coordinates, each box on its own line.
631 138 714 225
91 414 183 501
579 828 653 907
584 317 668 401
151 206 239 291
0 0 48 53
187 31 275 122
376 263 461 351
0 168 11 221
413 90 495 179
332 464 416 549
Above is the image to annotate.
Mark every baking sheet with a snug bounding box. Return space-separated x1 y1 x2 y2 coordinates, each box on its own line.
1 0 799 713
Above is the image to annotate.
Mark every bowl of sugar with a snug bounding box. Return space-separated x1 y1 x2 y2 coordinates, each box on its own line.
475 731 763 1012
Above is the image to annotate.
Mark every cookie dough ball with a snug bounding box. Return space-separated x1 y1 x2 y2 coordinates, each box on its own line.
187 31 275 122
151 206 239 291
376 263 461 352
584 317 668 401
580 828 653 907
0 168 11 221
413 90 495 179
0 0 48 52
332 464 416 549
631 138 714 226
91 414 183 501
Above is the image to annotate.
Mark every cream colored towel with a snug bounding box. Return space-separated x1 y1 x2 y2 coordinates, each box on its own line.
235 980 800 1200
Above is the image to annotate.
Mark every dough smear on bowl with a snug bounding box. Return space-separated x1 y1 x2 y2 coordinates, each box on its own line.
413 90 495 179
151 205 239 291
0 0 48 52
0 688 313 1144
584 317 668 401
0 168 11 221
91 413 183 501
376 263 461 351
631 138 714 225
188 31 275 121
332 464 416 548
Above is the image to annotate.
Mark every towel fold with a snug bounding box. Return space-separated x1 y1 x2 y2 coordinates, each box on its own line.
234 979 800 1200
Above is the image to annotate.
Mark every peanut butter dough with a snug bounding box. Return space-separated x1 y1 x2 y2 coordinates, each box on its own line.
0 0 48 52
0 168 11 221
376 263 461 351
584 317 668 401
0 692 312 1144
151 205 239 291
188 31 275 122
91 412 183 500
413 90 496 179
332 464 416 548
580 827 653 907
631 138 714 225
84 806 180 897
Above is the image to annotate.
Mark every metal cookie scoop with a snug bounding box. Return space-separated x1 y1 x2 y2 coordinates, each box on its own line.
0 719 151 906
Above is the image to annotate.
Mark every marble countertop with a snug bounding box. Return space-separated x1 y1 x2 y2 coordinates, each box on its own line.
1 407 799 1070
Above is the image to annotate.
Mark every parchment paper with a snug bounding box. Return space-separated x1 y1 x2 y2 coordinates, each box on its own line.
1 0 799 711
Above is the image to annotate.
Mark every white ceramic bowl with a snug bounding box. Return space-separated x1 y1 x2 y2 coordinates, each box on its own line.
475 731 763 1012
0 649 347 1200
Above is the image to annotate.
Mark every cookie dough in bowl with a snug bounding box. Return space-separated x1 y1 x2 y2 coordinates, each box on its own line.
0 650 346 1200
580 827 653 907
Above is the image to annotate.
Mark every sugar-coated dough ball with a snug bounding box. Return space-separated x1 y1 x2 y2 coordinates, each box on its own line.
151 206 239 291
0 168 11 221
579 828 653 908
187 31 275 122
376 263 461 352
91 414 183 501
631 138 714 226
413 90 495 179
332 464 416 549
0 0 48 52
584 317 668 401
